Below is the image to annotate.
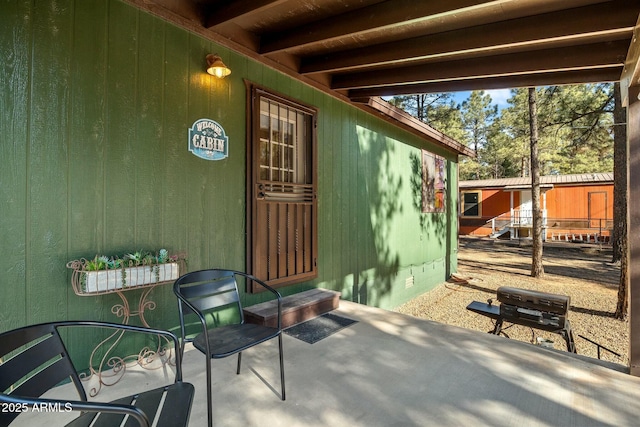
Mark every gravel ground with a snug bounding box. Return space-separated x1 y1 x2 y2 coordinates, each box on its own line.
394 237 629 366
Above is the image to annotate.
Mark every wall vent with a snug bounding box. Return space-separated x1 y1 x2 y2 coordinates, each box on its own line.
405 275 414 289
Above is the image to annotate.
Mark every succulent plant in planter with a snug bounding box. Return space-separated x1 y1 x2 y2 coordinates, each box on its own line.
67 249 186 295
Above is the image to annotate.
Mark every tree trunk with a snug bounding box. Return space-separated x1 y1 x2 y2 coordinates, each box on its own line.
529 88 544 277
612 82 627 264
613 82 629 318
416 95 424 121
616 237 629 319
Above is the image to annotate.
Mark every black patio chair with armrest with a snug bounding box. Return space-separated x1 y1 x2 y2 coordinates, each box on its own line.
0 321 194 427
173 269 285 427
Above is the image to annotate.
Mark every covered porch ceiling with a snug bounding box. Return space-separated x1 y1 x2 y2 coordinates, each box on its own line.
127 0 640 104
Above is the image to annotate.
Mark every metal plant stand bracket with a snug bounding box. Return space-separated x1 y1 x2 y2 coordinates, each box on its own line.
67 258 184 396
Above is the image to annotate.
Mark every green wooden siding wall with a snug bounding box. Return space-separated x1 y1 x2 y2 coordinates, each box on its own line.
0 0 458 341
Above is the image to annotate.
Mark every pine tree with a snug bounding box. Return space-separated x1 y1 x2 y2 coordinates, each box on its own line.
529 88 544 278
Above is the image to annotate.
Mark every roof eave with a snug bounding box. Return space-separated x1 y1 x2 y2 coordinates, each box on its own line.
354 97 475 157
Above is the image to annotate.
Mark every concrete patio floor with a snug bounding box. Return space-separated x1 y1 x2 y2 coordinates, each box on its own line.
18 301 640 426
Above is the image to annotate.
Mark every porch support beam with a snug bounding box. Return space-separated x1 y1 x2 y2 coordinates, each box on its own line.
624 10 640 376
347 68 622 99
204 0 287 27
629 84 640 375
301 1 637 74
332 40 629 90
259 0 496 54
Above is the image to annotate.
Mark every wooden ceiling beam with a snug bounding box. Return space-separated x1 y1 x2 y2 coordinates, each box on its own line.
259 0 501 54
332 40 630 90
130 0 204 24
301 1 638 74
347 68 623 98
203 0 287 27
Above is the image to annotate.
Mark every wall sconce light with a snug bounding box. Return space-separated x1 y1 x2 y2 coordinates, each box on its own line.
206 54 231 78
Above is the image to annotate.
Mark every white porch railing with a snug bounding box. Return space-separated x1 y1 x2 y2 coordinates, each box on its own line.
487 209 548 239
511 209 547 226
488 209 548 231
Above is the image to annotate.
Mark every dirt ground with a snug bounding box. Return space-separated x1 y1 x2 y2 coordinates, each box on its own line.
395 236 628 366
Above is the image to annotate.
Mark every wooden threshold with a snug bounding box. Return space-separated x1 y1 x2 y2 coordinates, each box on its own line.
244 288 341 328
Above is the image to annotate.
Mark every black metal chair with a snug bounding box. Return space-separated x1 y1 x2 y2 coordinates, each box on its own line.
0 321 194 427
173 269 285 427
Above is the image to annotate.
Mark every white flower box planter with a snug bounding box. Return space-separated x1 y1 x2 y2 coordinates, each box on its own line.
83 263 179 293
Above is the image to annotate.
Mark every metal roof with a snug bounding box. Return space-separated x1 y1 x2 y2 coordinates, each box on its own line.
459 172 614 189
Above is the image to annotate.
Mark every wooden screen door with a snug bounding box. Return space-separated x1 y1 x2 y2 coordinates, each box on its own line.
247 86 317 291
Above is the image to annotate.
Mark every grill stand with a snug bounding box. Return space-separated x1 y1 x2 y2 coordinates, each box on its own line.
466 300 577 353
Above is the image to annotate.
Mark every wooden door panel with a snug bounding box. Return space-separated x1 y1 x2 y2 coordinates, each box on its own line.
296 204 305 274
255 198 314 285
287 205 296 275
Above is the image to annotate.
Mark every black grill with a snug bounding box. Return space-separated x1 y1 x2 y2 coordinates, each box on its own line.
467 286 576 353
497 286 570 329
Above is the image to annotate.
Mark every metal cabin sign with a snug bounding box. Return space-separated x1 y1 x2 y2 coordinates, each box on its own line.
188 118 229 161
